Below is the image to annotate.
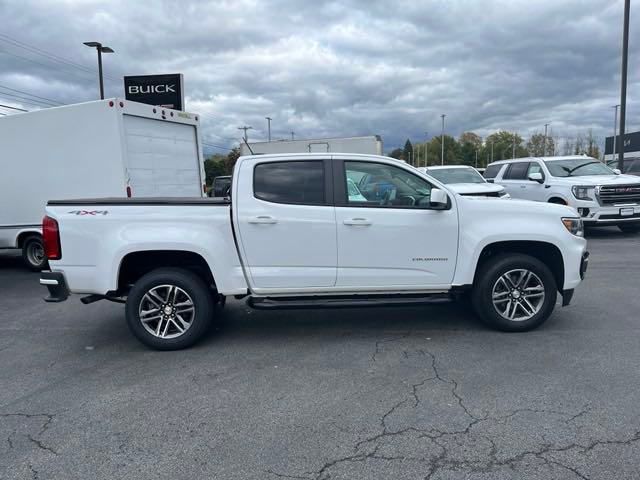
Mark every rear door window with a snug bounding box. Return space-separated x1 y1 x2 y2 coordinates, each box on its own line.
483 164 503 179
503 162 530 180
254 161 325 205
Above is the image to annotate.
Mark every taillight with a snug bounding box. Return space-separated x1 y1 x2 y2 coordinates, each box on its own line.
126 185 132 197
42 216 61 260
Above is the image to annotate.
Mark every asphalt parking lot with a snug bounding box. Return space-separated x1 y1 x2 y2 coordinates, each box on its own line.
1 228 640 480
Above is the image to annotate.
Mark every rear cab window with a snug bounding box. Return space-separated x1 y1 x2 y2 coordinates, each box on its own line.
254 161 326 205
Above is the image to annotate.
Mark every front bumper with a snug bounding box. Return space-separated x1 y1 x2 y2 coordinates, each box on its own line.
40 271 69 302
574 203 640 225
562 252 589 307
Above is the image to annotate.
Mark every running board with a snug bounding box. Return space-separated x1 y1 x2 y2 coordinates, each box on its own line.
247 293 451 310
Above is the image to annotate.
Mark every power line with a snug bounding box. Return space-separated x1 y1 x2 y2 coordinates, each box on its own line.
0 92 55 108
0 83 63 105
0 103 29 112
0 33 119 81
202 141 234 151
0 88 60 107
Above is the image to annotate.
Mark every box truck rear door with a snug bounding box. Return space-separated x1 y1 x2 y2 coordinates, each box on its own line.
123 115 201 197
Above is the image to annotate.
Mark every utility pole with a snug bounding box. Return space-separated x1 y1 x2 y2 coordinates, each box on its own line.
512 132 517 159
543 123 550 156
491 142 494 162
440 114 446 165
618 0 630 171
237 125 253 142
290 131 295 141
265 117 272 142
475 150 478 168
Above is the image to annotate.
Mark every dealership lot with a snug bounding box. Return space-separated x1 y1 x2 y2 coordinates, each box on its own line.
1 229 640 480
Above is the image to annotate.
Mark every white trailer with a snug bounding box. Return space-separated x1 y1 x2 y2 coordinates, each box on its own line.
0 98 205 270
240 135 383 156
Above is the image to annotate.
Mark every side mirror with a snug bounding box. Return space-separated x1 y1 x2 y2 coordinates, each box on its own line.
430 188 449 209
613 168 622 175
528 172 544 183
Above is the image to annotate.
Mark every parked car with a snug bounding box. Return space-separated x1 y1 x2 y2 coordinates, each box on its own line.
209 176 232 197
486 156 640 233
606 157 640 176
41 153 588 350
417 166 509 198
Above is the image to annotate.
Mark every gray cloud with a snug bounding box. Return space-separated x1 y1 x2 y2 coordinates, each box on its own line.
0 0 637 153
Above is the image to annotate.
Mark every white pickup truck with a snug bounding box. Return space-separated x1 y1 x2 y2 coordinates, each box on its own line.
41 154 589 350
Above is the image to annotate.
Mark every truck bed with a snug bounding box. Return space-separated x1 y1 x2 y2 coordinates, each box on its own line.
48 197 230 206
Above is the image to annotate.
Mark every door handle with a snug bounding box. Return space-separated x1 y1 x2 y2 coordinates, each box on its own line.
520 185 526 188
343 218 372 226
248 215 278 224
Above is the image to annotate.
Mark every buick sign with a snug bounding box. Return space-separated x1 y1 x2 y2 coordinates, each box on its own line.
124 74 184 111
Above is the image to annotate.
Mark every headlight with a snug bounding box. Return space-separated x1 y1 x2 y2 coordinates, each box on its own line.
572 186 595 201
562 217 584 237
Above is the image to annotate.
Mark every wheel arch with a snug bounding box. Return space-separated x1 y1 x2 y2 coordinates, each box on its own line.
16 230 42 248
473 240 565 292
116 250 216 294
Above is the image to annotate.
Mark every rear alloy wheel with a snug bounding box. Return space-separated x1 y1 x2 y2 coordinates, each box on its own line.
22 236 48 271
125 268 214 350
619 223 640 233
472 254 557 332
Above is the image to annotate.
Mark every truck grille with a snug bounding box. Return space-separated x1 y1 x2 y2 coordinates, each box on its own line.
598 185 640 205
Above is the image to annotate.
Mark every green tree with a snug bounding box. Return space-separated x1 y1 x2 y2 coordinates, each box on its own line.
484 131 527 162
403 139 413 163
224 147 241 174
459 132 482 166
204 154 227 186
526 133 555 157
388 148 403 160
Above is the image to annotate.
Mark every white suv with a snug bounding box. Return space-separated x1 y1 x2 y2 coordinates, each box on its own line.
486 156 640 233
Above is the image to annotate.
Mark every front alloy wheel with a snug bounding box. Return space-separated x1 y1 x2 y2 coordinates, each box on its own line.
472 254 557 332
491 269 545 322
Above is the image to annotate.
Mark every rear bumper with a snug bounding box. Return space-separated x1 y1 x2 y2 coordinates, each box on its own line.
40 271 69 302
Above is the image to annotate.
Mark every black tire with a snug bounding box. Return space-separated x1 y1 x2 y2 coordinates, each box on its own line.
618 223 640 233
471 254 557 332
125 268 214 350
21 235 48 271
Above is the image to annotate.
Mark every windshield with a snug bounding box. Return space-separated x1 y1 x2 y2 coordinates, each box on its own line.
545 159 614 177
426 168 485 184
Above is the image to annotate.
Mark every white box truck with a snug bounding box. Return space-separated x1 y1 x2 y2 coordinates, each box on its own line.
0 98 206 270
240 135 383 156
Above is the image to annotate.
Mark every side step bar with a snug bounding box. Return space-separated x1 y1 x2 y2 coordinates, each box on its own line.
247 293 451 310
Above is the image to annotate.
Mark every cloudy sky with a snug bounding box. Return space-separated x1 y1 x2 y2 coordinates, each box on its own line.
0 0 637 153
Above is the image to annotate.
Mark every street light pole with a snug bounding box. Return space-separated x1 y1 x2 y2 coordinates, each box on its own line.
440 114 446 165
425 132 429 167
618 0 630 171
291 131 295 141
265 117 272 142
543 123 550 156
612 105 620 164
83 41 114 100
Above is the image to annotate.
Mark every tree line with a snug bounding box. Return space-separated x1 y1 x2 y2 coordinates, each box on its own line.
389 129 602 167
203 129 603 186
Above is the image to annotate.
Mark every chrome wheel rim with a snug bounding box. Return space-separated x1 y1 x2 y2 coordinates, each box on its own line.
138 285 195 339
492 269 545 322
28 242 45 266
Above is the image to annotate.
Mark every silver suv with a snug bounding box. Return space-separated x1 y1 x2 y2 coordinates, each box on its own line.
485 156 640 233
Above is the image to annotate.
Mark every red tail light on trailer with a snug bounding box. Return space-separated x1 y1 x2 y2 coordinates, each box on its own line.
42 216 61 260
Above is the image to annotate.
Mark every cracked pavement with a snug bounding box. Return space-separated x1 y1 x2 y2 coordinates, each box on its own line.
1 228 640 479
